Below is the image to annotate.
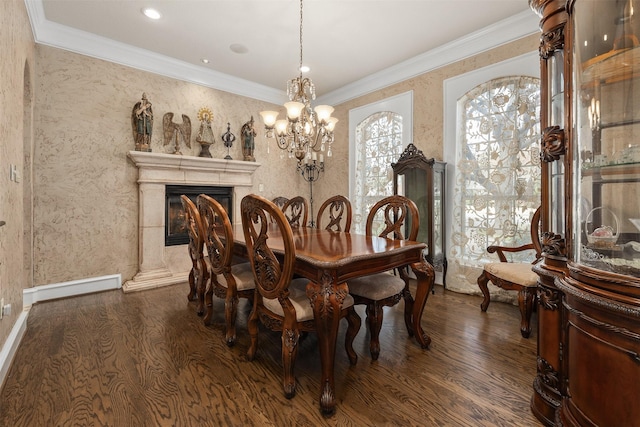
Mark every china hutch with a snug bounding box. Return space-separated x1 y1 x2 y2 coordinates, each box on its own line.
392 144 447 286
530 0 640 426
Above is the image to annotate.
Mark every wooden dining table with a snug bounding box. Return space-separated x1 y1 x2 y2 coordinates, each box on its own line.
232 224 435 415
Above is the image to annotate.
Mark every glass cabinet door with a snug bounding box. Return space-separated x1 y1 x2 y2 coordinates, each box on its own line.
573 0 640 277
392 144 447 286
432 163 446 272
403 166 430 251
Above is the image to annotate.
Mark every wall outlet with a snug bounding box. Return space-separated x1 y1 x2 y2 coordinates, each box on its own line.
0 298 3 319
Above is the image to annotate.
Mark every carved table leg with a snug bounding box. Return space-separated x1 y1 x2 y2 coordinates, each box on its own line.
306 272 346 416
410 260 435 349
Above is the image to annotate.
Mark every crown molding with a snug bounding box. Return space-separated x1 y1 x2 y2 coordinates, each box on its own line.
26 0 538 107
317 10 540 106
24 0 285 104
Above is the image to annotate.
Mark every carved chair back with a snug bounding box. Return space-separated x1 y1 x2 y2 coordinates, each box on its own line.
241 194 296 302
317 195 352 232
180 195 208 304
366 195 419 241
281 196 309 228
271 196 289 210
197 194 234 276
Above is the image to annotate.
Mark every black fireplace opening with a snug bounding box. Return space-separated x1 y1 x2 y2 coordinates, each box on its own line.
165 185 233 246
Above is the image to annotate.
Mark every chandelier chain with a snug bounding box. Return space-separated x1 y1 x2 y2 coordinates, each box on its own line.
299 0 304 74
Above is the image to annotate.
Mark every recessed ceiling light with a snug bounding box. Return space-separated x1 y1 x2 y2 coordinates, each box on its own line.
230 44 249 54
201 58 210 64
300 65 310 73
142 8 161 20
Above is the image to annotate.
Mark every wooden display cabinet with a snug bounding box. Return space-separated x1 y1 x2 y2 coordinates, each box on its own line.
392 144 447 287
530 1 640 426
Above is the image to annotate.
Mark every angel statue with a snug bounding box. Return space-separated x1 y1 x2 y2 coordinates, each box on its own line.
131 93 153 151
196 107 214 158
162 112 191 155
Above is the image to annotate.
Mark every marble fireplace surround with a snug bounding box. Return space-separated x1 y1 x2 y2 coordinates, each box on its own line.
124 151 260 293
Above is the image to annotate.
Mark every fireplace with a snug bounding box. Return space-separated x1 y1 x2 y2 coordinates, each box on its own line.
124 151 260 293
165 185 232 246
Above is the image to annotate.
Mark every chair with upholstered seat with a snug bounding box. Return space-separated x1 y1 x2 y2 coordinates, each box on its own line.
346 195 420 360
240 194 361 398
476 206 542 338
180 195 209 313
316 195 352 232
197 194 255 346
281 196 309 228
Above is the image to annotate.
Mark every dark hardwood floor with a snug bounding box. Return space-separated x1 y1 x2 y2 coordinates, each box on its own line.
0 282 542 426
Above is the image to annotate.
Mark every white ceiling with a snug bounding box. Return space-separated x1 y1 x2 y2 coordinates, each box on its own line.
27 0 540 105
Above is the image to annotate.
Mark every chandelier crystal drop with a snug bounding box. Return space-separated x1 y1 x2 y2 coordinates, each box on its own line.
259 0 337 164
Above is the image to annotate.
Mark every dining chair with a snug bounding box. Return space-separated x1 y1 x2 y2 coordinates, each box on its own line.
240 194 361 399
281 195 309 228
476 206 542 338
346 195 420 360
316 195 352 232
180 195 209 313
197 194 255 346
271 196 289 210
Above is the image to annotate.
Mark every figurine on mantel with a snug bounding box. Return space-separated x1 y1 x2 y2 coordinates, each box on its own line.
131 93 153 152
221 122 235 160
241 116 257 162
196 107 214 158
162 112 191 155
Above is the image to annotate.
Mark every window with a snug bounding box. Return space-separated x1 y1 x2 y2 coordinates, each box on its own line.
349 92 413 234
451 75 541 265
352 112 404 234
441 52 540 293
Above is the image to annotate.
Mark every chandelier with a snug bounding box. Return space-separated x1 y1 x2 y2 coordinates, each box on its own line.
259 0 337 164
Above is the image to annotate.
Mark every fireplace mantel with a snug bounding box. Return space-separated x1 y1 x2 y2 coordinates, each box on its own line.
123 151 260 293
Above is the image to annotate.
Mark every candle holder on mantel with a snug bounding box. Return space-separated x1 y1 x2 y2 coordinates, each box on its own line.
221 122 235 160
297 152 324 227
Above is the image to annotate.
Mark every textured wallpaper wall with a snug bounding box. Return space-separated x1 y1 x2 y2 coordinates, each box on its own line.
33 46 307 286
0 0 36 346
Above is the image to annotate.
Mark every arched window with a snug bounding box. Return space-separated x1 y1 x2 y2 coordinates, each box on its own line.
450 75 541 265
349 91 413 234
352 112 404 234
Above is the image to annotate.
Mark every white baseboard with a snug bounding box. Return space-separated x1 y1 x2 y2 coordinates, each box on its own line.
0 310 28 388
23 273 122 307
0 274 122 389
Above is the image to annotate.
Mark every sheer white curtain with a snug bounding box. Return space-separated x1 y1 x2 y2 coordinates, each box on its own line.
349 91 413 234
442 52 540 295
450 75 541 266
352 112 404 234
